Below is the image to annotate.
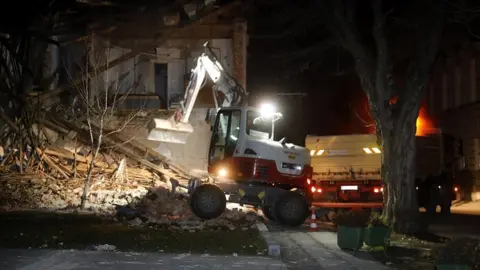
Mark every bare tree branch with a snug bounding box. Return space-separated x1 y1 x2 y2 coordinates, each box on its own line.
372 0 394 102
66 34 142 209
401 1 445 123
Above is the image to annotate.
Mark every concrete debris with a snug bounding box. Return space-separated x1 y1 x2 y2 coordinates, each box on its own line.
128 186 259 230
0 176 259 230
0 177 148 212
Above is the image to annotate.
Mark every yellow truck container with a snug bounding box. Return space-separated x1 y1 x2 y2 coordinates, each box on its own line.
305 133 448 210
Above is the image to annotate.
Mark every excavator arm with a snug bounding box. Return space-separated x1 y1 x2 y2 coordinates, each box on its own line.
147 42 247 144
179 44 247 123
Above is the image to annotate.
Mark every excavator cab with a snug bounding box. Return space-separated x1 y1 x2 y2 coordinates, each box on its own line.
207 104 283 175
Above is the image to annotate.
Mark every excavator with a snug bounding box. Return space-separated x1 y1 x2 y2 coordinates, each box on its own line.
147 42 316 226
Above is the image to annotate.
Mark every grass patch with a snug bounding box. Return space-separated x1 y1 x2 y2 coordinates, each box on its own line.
0 211 267 255
365 232 448 270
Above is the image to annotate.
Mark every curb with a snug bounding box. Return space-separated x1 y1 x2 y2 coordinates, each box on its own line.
255 222 281 258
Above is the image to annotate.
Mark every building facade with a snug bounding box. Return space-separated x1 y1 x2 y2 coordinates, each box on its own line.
426 42 480 200
55 1 248 175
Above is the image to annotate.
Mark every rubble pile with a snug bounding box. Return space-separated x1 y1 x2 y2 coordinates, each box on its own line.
0 109 191 211
132 187 258 230
0 174 150 211
0 105 256 229
0 175 257 230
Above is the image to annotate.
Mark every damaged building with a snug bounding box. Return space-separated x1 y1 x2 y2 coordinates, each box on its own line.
0 0 250 215
49 0 248 175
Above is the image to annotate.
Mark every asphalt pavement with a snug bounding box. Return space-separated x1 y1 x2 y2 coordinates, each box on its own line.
427 212 480 239
0 249 286 270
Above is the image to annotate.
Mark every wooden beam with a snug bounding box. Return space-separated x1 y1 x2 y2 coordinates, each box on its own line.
104 0 242 50
110 24 233 40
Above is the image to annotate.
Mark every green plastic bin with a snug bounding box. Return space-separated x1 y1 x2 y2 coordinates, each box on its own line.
337 226 365 250
364 226 390 247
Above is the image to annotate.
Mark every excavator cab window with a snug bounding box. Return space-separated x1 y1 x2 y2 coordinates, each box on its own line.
246 110 273 140
208 109 241 166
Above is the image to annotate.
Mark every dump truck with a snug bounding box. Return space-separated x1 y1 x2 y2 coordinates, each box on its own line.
306 132 459 218
147 43 314 226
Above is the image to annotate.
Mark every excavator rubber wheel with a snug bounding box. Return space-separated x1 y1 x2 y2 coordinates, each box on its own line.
189 184 226 220
262 205 277 222
273 191 309 227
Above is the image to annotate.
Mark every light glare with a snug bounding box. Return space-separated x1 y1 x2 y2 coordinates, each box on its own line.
260 103 275 117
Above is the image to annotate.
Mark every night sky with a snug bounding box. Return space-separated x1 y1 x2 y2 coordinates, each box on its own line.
246 0 480 146
3 0 479 148
246 1 373 146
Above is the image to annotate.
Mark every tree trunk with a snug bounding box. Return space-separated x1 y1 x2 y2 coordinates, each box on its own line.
80 157 95 209
382 113 420 234
80 143 101 209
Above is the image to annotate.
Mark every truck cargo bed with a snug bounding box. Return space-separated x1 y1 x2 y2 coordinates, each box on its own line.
306 134 442 181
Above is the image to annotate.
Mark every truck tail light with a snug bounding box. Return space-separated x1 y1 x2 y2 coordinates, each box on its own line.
373 187 384 193
306 178 316 186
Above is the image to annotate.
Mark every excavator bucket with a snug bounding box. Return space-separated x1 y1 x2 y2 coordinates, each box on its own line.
147 116 194 144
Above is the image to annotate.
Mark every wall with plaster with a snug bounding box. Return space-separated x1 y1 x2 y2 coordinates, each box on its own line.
71 37 235 174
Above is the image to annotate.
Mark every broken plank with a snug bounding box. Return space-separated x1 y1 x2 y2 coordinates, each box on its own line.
35 148 69 179
44 148 110 168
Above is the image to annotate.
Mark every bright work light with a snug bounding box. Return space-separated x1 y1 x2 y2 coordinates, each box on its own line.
260 103 275 117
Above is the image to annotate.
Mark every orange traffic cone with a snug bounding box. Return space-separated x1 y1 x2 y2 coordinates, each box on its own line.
309 207 318 231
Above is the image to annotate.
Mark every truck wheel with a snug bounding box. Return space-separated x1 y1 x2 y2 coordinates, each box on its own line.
262 206 276 221
189 184 226 219
273 191 309 227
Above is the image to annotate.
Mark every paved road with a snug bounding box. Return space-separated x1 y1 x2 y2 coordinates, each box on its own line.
6 211 476 270
258 222 390 270
0 249 286 270
427 212 480 239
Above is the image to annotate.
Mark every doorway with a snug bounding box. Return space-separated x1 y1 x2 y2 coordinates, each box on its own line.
154 63 168 108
